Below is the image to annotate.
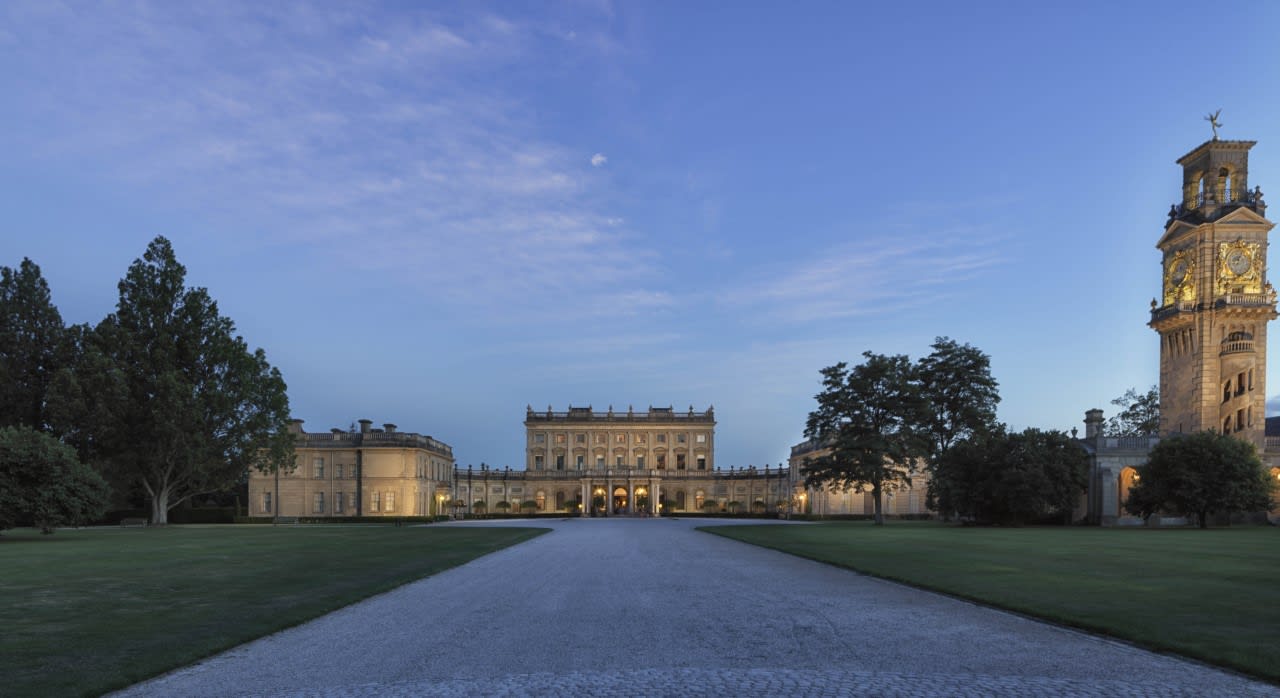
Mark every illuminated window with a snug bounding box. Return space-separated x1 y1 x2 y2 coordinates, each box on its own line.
371 491 380 512
696 434 707 443
385 491 395 512
555 434 566 444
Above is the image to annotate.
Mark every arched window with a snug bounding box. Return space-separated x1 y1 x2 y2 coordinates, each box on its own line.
536 490 546 511
1118 467 1140 517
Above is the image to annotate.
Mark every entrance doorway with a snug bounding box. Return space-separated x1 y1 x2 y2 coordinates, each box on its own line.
613 486 628 514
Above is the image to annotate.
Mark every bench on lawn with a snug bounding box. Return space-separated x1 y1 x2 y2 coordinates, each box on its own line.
120 517 148 528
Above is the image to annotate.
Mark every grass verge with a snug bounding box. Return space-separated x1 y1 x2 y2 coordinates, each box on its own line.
1 524 545 697
703 522 1279 683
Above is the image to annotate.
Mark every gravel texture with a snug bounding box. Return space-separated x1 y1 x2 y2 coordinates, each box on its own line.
111 518 1279 697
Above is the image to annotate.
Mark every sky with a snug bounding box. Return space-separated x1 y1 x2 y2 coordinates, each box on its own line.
3 1 1280 470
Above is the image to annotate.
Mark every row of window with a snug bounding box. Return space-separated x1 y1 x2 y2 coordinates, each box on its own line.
532 432 708 445
1224 406 1254 434
260 491 397 514
1222 369 1255 403
298 457 450 481
532 453 708 470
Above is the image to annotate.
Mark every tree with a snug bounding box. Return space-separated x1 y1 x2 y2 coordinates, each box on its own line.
917 337 1000 511
1105 386 1160 437
803 353 930 525
1125 430 1273 528
53 237 292 525
0 426 110 534
0 259 71 431
931 427 1088 525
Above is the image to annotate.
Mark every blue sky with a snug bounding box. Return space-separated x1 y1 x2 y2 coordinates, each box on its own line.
3 1 1279 470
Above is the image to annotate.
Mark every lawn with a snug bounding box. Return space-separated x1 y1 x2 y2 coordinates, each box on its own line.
704 521 1280 683
0 524 545 697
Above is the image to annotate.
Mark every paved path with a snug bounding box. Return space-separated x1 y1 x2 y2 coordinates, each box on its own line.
114 518 1278 697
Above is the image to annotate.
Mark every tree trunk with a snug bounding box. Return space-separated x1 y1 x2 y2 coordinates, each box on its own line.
1198 509 1209 529
872 483 884 525
151 487 171 525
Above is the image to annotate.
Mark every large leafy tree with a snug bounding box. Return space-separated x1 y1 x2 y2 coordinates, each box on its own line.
931 427 1088 525
803 352 929 525
1105 385 1160 437
917 337 1000 510
0 259 71 430
0 426 110 534
1125 430 1273 528
57 237 292 524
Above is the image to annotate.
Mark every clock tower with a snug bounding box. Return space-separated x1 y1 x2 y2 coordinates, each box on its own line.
1150 137 1274 446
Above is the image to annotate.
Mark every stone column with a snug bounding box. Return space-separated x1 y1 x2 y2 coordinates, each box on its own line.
581 479 589 517
652 478 660 515
606 474 613 517
628 482 635 516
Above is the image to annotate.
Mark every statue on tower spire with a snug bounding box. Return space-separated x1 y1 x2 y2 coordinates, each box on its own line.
1205 109 1222 140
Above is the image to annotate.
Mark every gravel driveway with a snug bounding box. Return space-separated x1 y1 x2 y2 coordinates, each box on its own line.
112 518 1279 697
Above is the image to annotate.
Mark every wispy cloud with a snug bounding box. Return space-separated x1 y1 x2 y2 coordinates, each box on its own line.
0 1 649 317
591 153 608 167
722 230 1007 324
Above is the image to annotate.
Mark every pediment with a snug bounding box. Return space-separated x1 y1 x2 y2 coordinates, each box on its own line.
1214 206 1273 228
1156 219 1199 249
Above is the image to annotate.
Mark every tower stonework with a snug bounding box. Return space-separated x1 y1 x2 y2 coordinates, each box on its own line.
1150 138 1274 448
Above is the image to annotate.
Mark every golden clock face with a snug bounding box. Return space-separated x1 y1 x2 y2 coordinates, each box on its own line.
1217 241 1262 294
1227 250 1251 275
1164 249 1196 305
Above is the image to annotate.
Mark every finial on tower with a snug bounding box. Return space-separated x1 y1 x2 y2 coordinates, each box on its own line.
1205 109 1222 140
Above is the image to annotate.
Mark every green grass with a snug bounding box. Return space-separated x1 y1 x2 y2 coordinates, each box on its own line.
704 521 1280 683
0 524 545 697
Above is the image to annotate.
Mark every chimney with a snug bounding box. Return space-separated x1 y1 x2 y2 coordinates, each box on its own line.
383 423 397 433
1084 409 1105 439
287 419 304 435
358 419 373 434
